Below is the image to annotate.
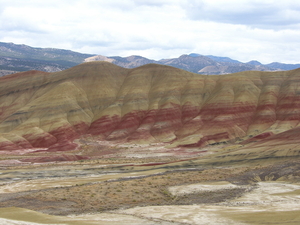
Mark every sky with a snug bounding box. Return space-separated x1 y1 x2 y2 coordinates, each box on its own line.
0 0 300 64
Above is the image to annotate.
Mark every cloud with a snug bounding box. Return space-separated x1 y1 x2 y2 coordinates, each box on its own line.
0 0 300 64
0 4 46 34
132 0 177 7
184 0 300 29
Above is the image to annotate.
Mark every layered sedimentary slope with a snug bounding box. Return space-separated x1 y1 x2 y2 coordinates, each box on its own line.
1 61 300 154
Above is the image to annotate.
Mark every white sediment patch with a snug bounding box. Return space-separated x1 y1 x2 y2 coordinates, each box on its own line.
223 181 300 211
168 181 240 195
118 205 248 225
117 181 300 225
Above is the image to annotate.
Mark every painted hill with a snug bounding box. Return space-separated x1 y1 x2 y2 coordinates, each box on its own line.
1 61 300 163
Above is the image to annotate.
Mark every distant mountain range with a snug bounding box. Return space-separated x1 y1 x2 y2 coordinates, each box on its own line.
1 41 300 76
0 42 94 76
85 54 300 75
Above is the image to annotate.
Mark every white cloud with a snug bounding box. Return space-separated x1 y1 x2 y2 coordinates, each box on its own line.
184 0 300 29
0 0 300 64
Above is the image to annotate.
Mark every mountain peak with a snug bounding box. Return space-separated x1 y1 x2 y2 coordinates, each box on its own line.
247 60 262 65
188 53 202 57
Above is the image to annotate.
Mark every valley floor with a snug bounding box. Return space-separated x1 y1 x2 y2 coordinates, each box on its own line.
0 152 299 224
